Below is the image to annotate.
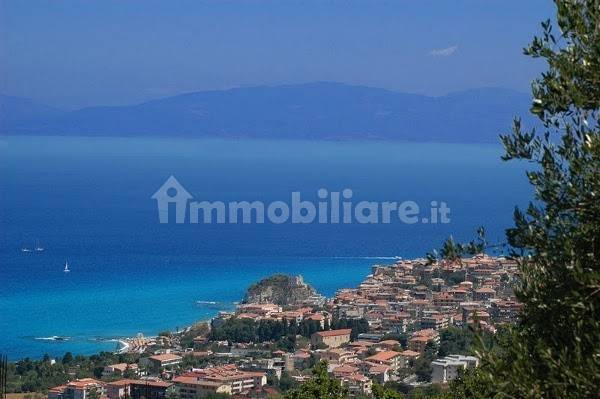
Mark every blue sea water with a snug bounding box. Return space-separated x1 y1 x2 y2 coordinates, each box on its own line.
0 136 531 360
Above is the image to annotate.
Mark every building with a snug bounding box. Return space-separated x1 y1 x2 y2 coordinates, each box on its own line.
420 314 449 330
366 364 390 384
173 376 232 399
310 329 352 348
106 379 172 399
317 348 356 364
433 292 458 307
340 374 373 397
246 357 286 379
431 355 479 384
292 350 312 369
305 312 328 329
473 287 496 301
365 351 403 370
236 303 282 317
408 329 439 353
490 300 522 323
408 336 431 353
356 333 383 342
400 350 420 367
48 379 105 399
102 363 138 378
140 354 182 373
376 340 400 351
174 365 266 398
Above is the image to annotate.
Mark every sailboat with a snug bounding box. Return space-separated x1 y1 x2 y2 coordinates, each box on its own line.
21 246 32 253
64 261 70 273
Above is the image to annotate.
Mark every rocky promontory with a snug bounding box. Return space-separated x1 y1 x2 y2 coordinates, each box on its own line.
242 274 324 307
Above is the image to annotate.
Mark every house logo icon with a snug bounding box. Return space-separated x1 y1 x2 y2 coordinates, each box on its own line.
151 175 193 223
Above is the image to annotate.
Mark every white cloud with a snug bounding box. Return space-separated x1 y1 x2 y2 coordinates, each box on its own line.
429 45 458 57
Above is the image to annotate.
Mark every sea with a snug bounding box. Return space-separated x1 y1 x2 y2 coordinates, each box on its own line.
0 136 531 360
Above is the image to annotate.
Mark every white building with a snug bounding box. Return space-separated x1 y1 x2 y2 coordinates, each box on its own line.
431 355 479 384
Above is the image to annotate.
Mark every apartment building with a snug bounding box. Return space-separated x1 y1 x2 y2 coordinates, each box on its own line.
106 379 172 399
48 379 105 399
365 351 403 370
174 365 266 398
340 374 373 397
431 355 479 384
420 313 449 330
310 329 352 348
140 353 182 373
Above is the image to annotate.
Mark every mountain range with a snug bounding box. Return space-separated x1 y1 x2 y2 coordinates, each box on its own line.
0 82 534 142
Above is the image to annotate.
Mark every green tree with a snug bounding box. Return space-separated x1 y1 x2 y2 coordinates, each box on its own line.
437 328 474 358
444 1 600 397
278 371 298 391
372 383 404 399
123 364 137 379
61 352 73 365
284 361 347 399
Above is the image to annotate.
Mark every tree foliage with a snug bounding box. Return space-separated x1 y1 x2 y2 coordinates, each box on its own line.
372 383 404 399
445 1 600 397
8 352 140 393
284 361 347 399
210 317 368 346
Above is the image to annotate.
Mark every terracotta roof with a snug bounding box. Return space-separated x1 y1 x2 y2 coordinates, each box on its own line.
365 351 401 362
66 378 103 389
106 363 128 372
149 353 182 362
108 379 171 388
315 329 352 337
401 350 420 358
378 340 399 346
332 364 359 375
107 379 136 387
412 328 438 338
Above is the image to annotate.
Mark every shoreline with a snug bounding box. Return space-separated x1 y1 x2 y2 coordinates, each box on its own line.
116 339 130 354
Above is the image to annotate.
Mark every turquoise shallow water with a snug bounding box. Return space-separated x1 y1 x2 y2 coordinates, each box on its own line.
0 136 530 359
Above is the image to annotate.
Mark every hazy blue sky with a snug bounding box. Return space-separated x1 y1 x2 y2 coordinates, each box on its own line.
1 0 554 109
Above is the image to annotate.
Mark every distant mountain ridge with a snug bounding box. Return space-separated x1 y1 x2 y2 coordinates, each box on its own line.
0 82 533 142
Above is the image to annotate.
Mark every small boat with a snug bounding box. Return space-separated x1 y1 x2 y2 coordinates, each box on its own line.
21 247 32 253
64 261 70 273
35 240 45 252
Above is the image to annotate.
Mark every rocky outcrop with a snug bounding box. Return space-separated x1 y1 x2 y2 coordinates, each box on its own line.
242 274 323 307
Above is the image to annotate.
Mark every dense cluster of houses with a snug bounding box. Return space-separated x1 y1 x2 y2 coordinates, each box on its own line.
49 255 521 398
332 254 521 335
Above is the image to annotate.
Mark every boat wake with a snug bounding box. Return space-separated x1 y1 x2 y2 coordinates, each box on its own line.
34 336 71 341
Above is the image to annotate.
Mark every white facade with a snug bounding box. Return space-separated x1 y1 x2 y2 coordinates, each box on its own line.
431 355 479 383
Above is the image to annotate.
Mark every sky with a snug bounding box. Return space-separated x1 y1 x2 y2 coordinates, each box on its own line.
0 0 555 109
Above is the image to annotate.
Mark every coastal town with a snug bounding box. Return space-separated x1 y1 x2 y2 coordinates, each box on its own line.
13 254 522 399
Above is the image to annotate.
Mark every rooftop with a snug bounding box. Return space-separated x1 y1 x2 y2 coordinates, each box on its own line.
315 329 352 337
366 350 402 362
